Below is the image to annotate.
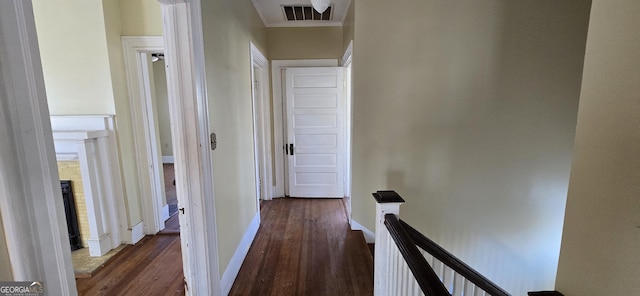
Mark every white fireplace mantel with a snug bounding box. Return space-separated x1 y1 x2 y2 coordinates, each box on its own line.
50 116 128 257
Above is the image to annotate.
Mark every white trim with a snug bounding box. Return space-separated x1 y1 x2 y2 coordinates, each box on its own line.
220 212 260 295
50 115 129 247
123 221 146 245
271 59 338 197
250 0 268 28
160 1 221 295
351 219 375 244
53 129 120 256
161 204 170 223
340 0 353 24
56 153 80 161
265 21 343 28
250 43 272 202
122 36 167 235
0 0 76 293
342 41 353 222
342 40 353 66
162 156 175 163
86 234 112 257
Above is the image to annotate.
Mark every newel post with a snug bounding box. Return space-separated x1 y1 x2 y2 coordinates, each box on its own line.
373 190 405 296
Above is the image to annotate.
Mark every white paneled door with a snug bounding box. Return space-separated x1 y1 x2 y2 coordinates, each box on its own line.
285 67 345 198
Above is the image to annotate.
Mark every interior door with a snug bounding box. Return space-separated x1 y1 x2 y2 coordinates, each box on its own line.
285 67 345 198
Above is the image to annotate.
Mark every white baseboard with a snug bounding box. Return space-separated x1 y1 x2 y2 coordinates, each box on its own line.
162 156 174 163
122 221 146 245
87 233 112 257
221 212 260 295
351 219 375 244
161 204 170 223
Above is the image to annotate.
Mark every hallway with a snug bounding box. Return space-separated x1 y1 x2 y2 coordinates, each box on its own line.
229 198 374 296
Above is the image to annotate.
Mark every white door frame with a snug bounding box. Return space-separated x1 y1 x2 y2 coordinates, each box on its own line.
342 41 353 221
122 36 169 234
271 59 339 198
250 43 272 203
159 1 221 295
0 0 76 293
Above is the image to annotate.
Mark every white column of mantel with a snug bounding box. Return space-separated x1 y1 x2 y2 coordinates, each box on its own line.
77 137 111 257
96 135 121 249
53 130 113 257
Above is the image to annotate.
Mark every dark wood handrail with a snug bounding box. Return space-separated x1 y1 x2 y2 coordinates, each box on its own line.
384 214 451 296
399 219 511 296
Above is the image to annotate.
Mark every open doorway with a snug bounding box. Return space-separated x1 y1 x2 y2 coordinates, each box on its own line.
122 37 175 235
149 54 180 233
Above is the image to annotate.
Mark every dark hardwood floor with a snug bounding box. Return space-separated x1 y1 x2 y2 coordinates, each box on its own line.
229 198 374 296
76 235 184 296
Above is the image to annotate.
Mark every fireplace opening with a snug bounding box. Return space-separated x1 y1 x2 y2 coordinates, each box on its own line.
61 180 82 251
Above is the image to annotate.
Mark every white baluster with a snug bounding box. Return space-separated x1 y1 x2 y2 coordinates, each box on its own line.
443 266 455 293
464 279 476 296
452 273 465 296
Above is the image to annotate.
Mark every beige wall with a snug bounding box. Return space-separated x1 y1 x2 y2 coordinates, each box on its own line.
555 1 640 295
342 0 355 53
267 27 343 60
152 60 173 157
33 0 116 115
201 0 267 275
103 0 143 225
119 0 163 36
0 211 11 280
351 1 590 294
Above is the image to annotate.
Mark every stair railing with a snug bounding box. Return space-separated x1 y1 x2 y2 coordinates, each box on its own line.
373 190 511 296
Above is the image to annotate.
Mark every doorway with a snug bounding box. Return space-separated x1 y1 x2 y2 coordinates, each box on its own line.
149 54 179 233
283 67 346 198
122 37 173 235
271 60 340 200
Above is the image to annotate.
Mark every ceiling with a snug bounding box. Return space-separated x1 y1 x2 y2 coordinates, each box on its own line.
251 0 351 27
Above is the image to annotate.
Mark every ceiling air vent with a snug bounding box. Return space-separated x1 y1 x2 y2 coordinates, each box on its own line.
283 5 332 21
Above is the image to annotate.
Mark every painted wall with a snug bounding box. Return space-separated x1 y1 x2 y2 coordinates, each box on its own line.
103 0 143 226
555 1 640 295
342 0 355 53
152 60 173 158
119 0 163 36
200 0 267 275
267 27 343 60
33 0 116 115
350 1 591 294
0 211 11 280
